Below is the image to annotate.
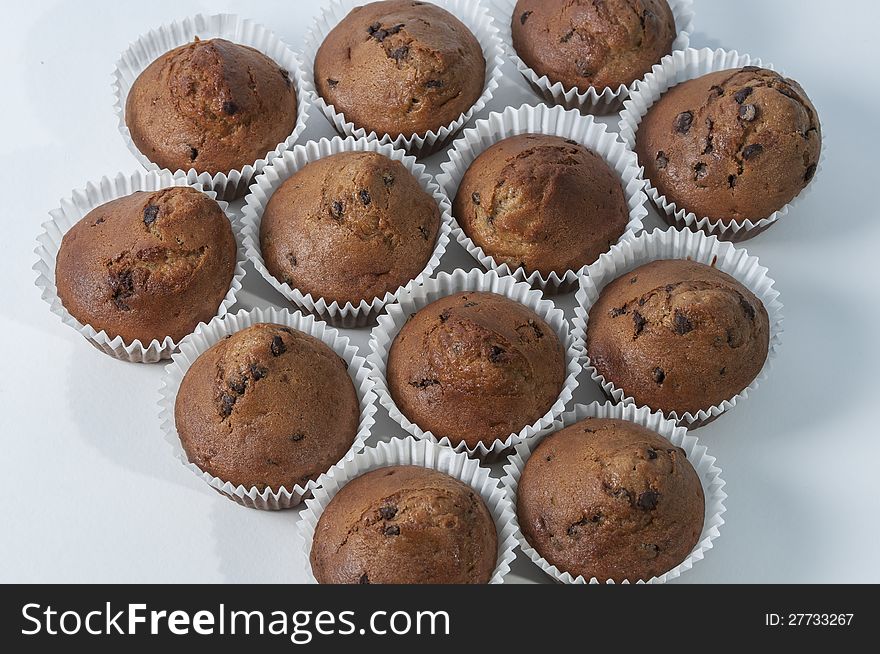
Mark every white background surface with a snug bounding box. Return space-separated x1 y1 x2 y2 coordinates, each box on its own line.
1 0 877 583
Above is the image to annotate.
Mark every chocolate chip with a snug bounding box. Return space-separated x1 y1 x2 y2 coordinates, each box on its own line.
739 296 756 320
189 147 198 161
637 490 659 510
488 346 505 363
280 68 292 87
382 172 395 187
290 433 305 442
358 573 370 584
647 448 658 459
673 111 693 134
359 189 372 206
92 217 105 226
220 394 237 417
560 29 574 44
229 377 247 395
471 192 481 205
632 311 647 336
738 104 757 121
630 276 638 284
742 143 764 160
439 309 450 322
384 525 400 536
709 85 723 98
379 505 398 520
288 254 297 267
804 163 817 183
249 363 268 380
109 269 135 310
734 87 753 104
143 204 159 227
425 79 444 88
719 367 727 376
610 306 627 318
270 335 286 357
410 378 440 389
327 78 339 88
728 174 737 189
418 225 429 240
741 65 761 72
368 22 404 42
388 46 409 62
520 10 532 24
694 163 708 180
656 151 668 169
652 367 665 384
673 310 693 334
222 100 238 115
463 302 478 308
331 201 344 219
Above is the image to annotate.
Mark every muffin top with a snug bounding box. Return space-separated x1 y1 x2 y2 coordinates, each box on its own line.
517 417 705 582
174 323 359 491
310 466 498 584
55 186 236 345
259 151 441 306
636 67 821 223
314 0 485 138
586 259 770 416
453 134 630 276
387 291 565 447
511 0 676 91
125 38 298 175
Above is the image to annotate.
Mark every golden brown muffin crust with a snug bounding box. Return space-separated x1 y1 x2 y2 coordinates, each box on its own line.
518 418 705 582
55 186 236 344
260 151 440 306
126 38 298 175
387 292 566 447
454 134 629 276
511 0 676 91
636 67 821 222
174 323 360 491
314 0 485 138
310 466 498 584
586 259 770 415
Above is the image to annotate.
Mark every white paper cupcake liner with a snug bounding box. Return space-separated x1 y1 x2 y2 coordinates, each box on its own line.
368 268 582 459
572 227 784 427
436 103 649 293
296 437 518 583
301 0 506 157
158 307 377 510
112 13 312 201
491 0 694 114
619 47 826 241
34 170 246 364
241 136 454 328
501 400 726 584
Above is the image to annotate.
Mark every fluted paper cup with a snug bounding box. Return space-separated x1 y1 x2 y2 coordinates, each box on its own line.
158 307 377 510
296 437 518 583
34 170 245 363
436 103 648 293
302 0 505 157
492 0 694 114
241 136 454 328
368 268 582 459
112 13 311 201
502 401 726 584
572 227 784 427
619 47 825 241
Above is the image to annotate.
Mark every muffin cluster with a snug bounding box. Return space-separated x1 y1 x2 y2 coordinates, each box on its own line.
36 0 822 586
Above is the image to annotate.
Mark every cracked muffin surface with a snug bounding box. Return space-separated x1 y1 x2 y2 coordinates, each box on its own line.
310 466 497 584
511 0 676 91
636 67 821 223
314 0 485 138
454 134 629 276
125 38 298 175
387 292 566 448
55 186 236 344
586 259 770 416
518 417 704 582
174 323 359 491
259 151 441 306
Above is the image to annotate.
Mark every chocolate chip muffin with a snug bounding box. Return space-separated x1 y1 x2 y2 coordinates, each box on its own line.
454 134 629 276
511 0 676 91
55 186 236 345
260 151 440 306
387 292 566 448
314 0 485 138
126 38 298 175
175 323 360 491
636 67 822 223
517 417 704 582
310 466 498 584
586 259 770 416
